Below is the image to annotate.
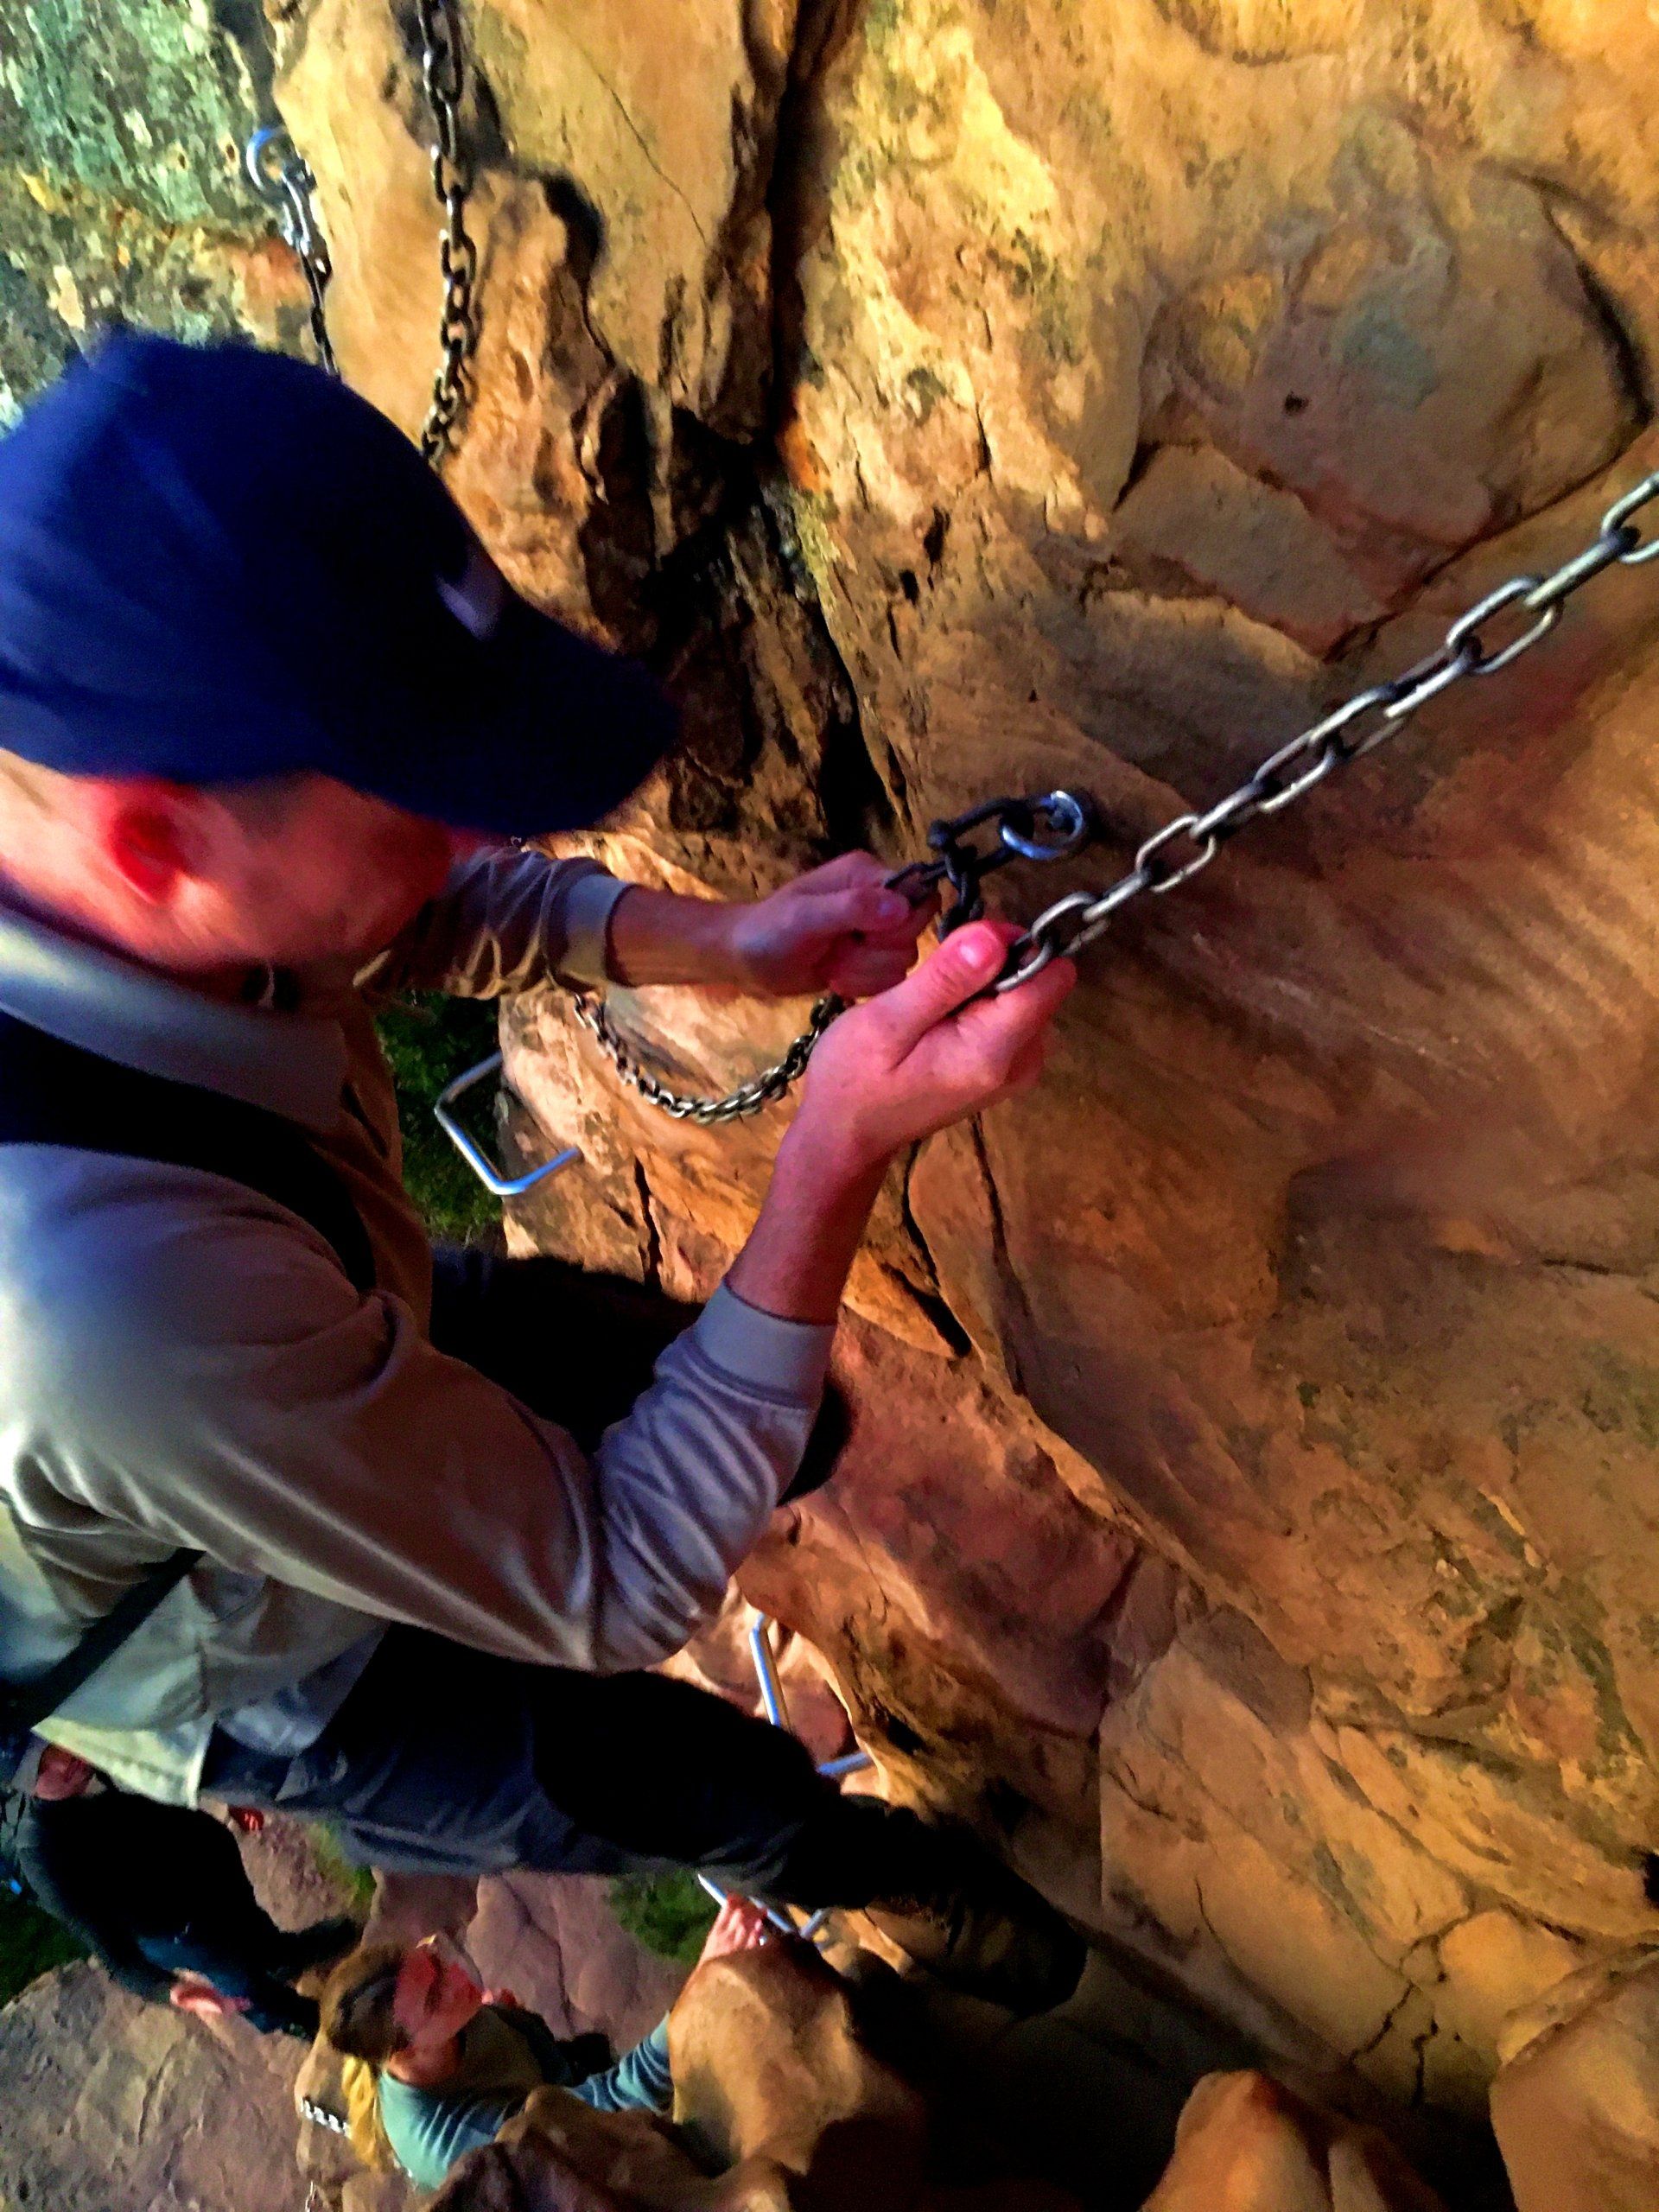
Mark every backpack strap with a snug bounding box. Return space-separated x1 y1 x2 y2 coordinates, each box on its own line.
0 1006 377 1734
0 1551 201 1735
0 1009 375 1293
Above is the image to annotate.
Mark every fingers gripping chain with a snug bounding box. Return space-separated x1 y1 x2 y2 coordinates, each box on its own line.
571 791 1092 1124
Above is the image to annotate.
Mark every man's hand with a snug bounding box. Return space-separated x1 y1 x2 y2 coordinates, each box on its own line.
728 922 1074 1323
696 1896 772 1966
605 854 934 999
721 853 933 1000
169 1974 248 2019
789 918 1074 1175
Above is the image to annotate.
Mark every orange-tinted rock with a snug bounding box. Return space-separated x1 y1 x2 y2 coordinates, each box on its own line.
1490 1945 1659 2212
670 1942 926 2190
15 0 1659 2193
1139 2070 1446 2212
253 0 1659 2166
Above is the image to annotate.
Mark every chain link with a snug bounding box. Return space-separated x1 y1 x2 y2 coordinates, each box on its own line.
299 2096 351 2137
566 793 1094 1124
242 40 1659 1106
995 470 1659 991
245 4 476 458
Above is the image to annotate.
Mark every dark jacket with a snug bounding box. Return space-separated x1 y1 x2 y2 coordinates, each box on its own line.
16 1789 270 2001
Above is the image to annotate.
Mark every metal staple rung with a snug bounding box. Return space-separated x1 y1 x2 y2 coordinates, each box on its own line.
434 1052 581 1197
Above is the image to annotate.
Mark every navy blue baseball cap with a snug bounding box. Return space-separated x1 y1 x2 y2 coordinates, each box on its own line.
0 332 678 836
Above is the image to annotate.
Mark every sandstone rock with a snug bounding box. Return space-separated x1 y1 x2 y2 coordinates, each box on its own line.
432 1942 1083 2212
15 1 1659 2201
1138 2070 1446 2212
0 0 308 419
468 1870 686 2050
670 1942 926 2185
1489 1944 1659 2212
0 1961 305 2212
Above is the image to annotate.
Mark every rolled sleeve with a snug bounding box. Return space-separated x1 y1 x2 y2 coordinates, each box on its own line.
681 1286 836 1404
360 848 626 999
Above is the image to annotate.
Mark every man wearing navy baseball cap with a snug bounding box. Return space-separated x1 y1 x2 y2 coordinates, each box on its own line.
0 334 1080 2011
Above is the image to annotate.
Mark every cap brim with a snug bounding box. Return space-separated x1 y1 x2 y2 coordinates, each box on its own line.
343 594 680 838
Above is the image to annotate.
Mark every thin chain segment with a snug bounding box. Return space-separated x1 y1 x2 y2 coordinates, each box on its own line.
243 28 1659 1116
414 0 481 462
993 467 1659 992
570 990 844 1124
245 3 477 458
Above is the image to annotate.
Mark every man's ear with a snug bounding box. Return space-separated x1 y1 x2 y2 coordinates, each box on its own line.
92 780 202 904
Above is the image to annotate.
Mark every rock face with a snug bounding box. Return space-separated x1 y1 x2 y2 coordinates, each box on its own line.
11 0 1659 2197
1140 2069 1448 2212
1489 1944 1659 2212
0 0 308 419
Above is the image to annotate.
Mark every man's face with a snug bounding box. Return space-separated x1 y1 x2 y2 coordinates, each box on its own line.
96 773 487 973
203 776 481 969
32 1745 96 1800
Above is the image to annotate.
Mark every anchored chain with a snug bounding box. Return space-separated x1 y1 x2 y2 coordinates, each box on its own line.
567 792 1094 1125
569 990 842 1125
994 468 1659 992
245 2 476 457
414 0 480 462
299 2096 351 2138
591 471 1659 1114
240 29 1659 1114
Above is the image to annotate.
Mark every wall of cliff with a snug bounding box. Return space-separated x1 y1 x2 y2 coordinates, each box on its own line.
8 0 1659 2183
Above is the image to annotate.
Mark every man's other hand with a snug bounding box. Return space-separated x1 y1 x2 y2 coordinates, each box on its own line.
169 1974 249 2019
727 919 1074 1325
790 918 1075 1176
724 853 935 1000
696 1895 772 1967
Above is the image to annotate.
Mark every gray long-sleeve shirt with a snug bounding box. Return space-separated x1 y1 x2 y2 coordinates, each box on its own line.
0 850 832 1804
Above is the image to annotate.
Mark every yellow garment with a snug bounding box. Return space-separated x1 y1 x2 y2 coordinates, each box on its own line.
340 2054 397 2173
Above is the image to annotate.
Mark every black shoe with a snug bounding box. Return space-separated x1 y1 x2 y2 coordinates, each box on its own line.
274 1915 360 1978
865 1841 1086 2017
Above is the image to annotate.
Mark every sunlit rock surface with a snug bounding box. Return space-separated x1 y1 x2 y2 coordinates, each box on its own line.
10 1 1659 2202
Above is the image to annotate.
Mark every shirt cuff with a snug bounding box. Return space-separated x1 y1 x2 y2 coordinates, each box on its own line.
562 869 631 987
689 1284 836 1406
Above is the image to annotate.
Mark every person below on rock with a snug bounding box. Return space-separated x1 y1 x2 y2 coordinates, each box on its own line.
6 1739 356 2038
0 333 1083 2017
320 1897 771 2188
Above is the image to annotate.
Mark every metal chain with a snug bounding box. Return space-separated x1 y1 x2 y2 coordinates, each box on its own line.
993 467 1659 992
245 3 477 458
245 128 337 376
567 792 1094 1124
299 2096 351 2138
582 469 1659 1104
414 0 480 463
243 33 1659 1105
570 989 844 1125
